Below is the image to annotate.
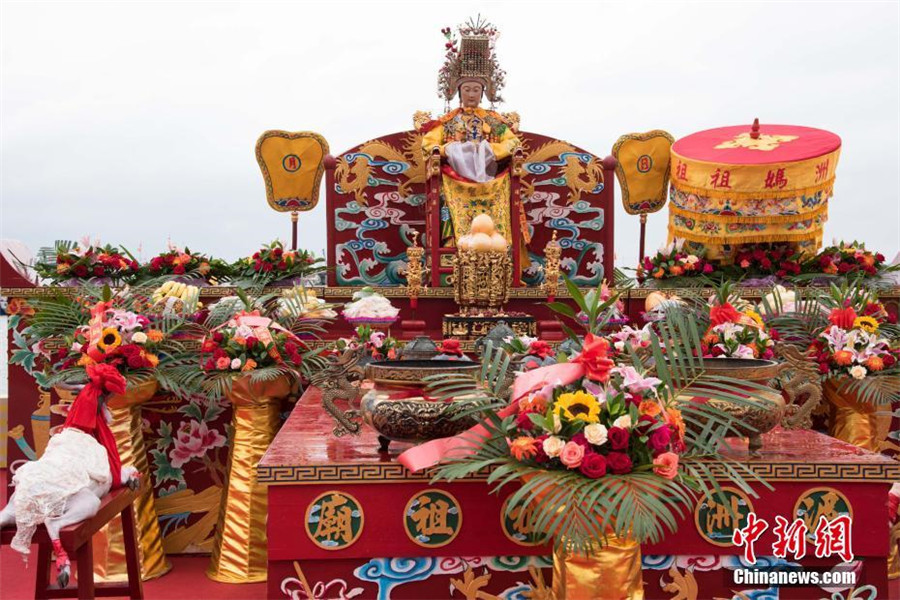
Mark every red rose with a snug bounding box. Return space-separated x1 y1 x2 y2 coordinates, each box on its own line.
760 258 772 270
252 252 260 259
837 262 854 274
883 354 896 367
173 265 186 275
607 452 633 474
515 411 534 431
119 344 141 357
273 247 283 258
203 359 215 371
150 257 164 271
93 265 105 276
574 334 614 383
532 435 549 463
253 262 262 272
262 262 274 272
709 302 742 326
648 427 672 453
570 432 590 449
285 341 297 354
702 263 714 274
579 452 607 479
201 339 217 353
73 265 88 277
213 332 224 343
608 426 630 450
129 260 139 270
818 362 830 374
829 307 857 330
246 336 259 348
213 348 228 360
876 253 885 262
127 355 145 369
277 260 287 270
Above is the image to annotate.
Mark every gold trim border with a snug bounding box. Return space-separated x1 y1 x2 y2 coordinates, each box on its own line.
259 461 900 486
6 285 900 301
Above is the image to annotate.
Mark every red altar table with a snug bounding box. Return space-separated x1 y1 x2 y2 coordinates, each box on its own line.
260 387 900 600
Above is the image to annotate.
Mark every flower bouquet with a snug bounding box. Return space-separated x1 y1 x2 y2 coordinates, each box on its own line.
35 239 140 286
500 335 556 370
640 238 716 282
763 281 900 451
402 284 774 598
730 243 803 280
331 325 400 362
233 241 324 286
699 287 776 360
806 241 888 278
144 245 232 283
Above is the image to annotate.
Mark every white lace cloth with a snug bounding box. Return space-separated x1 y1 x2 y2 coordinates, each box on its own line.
445 140 497 183
10 428 111 554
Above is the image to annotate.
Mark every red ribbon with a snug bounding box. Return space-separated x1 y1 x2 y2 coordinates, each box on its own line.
64 363 127 487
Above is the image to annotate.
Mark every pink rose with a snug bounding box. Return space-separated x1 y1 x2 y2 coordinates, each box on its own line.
215 356 230 370
559 441 585 469
653 452 679 480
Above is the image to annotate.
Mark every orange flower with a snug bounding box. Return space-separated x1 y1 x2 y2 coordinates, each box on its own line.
866 356 885 372
233 336 247 346
666 408 685 439
824 263 838 274
670 265 684 276
702 331 719 347
144 353 159 368
7 298 35 317
509 437 538 461
639 400 662 417
146 330 164 343
747 342 759 358
241 359 257 372
860 254 876 267
519 393 547 415
834 350 854 366
77 354 95 367
653 268 665 279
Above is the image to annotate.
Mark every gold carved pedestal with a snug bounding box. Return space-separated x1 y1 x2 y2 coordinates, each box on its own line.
452 249 511 314
207 375 292 583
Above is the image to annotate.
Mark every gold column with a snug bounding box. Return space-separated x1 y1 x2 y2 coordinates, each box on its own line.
552 536 644 600
207 375 291 583
107 381 171 580
824 378 892 452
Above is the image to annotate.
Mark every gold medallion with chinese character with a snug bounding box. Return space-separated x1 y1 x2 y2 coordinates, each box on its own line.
500 496 546 547
305 491 364 550
403 489 462 548
694 487 755 547
793 487 853 543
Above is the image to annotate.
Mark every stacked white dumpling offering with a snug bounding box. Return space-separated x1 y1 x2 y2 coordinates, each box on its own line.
341 287 400 324
456 214 508 252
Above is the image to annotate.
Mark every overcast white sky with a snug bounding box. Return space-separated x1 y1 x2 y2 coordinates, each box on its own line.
1 1 898 270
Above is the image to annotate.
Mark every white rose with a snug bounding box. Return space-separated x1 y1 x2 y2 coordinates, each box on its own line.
552 413 562 433
231 358 242 370
614 341 625 352
131 332 148 344
612 415 632 430
542 436 565 458
850 365 867 380
584 423 609 446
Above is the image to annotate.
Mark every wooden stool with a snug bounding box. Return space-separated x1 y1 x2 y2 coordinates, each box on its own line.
1 486 144 599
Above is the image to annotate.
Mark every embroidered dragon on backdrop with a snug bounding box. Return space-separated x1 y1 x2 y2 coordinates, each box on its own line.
330 126 612 287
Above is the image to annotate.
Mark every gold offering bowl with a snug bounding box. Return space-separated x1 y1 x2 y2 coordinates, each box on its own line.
361 360 481 450
675 358 786 454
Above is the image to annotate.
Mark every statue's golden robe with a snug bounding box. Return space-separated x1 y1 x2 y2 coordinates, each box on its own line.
422 107 522 245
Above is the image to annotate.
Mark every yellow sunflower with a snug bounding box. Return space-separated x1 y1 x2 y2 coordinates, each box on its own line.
554 391 601 424
97 327 122 353
743 309 765 329
853 316 879 334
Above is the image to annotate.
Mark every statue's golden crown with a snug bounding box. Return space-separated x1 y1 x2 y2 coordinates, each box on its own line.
437 15 506 106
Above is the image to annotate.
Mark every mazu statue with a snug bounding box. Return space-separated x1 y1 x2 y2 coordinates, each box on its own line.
325 16 615 288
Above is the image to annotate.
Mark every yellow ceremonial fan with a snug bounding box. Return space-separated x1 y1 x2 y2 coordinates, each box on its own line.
256 131 329 213
611 130 675 261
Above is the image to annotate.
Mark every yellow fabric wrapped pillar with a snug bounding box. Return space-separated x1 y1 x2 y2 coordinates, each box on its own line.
552 536 644 600
824 378 891 452
206 375 291 583
107 381 171 580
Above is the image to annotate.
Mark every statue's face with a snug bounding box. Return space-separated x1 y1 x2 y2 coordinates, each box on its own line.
459 82 483 108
